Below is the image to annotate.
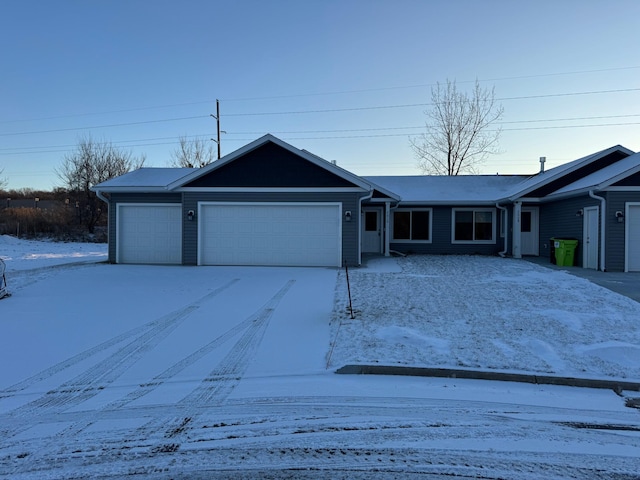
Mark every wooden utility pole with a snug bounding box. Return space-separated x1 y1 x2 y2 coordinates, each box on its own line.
210 99 221 159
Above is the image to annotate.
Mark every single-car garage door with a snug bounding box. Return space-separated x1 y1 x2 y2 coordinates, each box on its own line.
117 204 182 264
627 203 640 272
199 203 341 267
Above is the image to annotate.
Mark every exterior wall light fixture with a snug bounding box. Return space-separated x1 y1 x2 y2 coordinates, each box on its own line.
344 210 352 222
615 211 624 223
187 210 195 221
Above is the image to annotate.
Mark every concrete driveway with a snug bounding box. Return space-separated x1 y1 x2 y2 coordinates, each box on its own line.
525 256 640 303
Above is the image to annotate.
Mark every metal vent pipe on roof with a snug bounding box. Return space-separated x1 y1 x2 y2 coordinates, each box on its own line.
539 156 546 173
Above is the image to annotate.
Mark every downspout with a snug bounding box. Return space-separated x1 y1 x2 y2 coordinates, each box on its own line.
95 189 109 205
496 203 508 257
513 201 522 259
589 190 606 272
95 189 111 261
357 189 374 265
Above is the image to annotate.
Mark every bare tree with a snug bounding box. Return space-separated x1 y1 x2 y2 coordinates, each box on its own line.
410 79 504 175
170 136 215 168
0 168 6 190
56 136 145 233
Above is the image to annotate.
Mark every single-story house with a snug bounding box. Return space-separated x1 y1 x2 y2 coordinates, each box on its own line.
93 134 640 272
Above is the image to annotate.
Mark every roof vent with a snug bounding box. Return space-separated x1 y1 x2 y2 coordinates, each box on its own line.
331 160 337 165
539 156 546 173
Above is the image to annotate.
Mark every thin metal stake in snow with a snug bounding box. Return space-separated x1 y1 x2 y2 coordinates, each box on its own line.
345 261 355 319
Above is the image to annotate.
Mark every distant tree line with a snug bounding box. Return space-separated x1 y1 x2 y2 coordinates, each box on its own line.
0 135 214 241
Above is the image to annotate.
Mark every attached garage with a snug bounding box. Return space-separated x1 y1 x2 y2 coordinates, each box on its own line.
117 204 182 264
626 203 640 272
198 203 342 267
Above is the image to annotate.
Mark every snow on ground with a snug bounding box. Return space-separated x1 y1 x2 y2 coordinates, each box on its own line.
330 255 640 380
1 237 640 479
0 234 107 271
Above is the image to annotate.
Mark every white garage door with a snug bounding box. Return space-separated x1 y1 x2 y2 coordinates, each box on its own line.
117 204 182 264
199 203 341 267
627 204 640 272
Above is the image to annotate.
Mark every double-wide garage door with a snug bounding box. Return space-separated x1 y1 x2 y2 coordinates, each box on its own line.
199 203 341 267
117 204 182 264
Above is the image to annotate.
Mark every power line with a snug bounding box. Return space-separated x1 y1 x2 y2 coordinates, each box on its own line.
223 88 640 117
2 114 640 156
1 65 639 125
0 115 209 137
219 65 640 102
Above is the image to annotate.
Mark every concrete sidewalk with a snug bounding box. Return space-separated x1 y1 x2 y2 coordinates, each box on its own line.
524 256 640 303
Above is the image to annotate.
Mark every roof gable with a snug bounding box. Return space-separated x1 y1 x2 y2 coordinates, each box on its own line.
505 145 634 200
547 151 640 197
173 134 370 190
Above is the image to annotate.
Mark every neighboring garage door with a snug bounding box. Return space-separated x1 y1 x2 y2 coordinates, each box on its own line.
627 203 640 272
199 203 341 267
117 204 182 264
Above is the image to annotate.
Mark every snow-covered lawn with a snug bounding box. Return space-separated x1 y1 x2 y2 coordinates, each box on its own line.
2 236 640 479
330 255 640 380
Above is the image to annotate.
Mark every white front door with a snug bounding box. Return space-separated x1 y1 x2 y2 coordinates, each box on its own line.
626 203 640 272
583 206 599 269
362 209 382 253
520 207 539 255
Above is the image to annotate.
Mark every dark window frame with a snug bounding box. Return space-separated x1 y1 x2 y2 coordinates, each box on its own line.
392 208 432 242
451 208 496 244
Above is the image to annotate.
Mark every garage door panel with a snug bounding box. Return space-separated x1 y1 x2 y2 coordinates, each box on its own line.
200 203 341 267
629 205 640 272
118 204 182 265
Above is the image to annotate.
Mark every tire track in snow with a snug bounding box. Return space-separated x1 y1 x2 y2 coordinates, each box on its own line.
0 279 239 441
138 280 295 447
56 301 268 438
0 277 231 400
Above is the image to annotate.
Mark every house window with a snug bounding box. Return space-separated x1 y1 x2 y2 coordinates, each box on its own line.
452 208 496 243
392 209 431 242
365 211 378 231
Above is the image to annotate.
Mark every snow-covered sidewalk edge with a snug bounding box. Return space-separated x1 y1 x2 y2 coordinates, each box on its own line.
335 364 640 392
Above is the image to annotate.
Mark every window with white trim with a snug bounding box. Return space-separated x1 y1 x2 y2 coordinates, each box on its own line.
392 209 432 242
452 208 496 243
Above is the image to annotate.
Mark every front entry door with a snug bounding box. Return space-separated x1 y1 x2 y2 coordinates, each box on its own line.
362 209 382 253
583 206 599 269
520 207 539 255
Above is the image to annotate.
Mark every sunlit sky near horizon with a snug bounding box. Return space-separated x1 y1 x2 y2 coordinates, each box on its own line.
2 0 640 191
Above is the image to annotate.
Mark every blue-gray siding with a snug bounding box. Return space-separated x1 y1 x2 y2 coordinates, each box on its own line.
390 205 506 256
538 195 599 266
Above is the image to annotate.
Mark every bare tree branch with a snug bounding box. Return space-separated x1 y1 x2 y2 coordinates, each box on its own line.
410 79 504 175
55 135 145 233
169 136 215 168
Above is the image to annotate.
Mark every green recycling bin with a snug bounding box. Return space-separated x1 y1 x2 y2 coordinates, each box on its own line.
553 238 578 266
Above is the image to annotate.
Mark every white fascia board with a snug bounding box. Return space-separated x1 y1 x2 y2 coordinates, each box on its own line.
507 145 635 201
175 187 367 193
167 133 374 192
91 186 170 193
605 186 640 192
395 200 500 207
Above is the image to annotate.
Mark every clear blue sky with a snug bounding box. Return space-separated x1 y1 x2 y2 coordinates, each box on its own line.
2 0 639 190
